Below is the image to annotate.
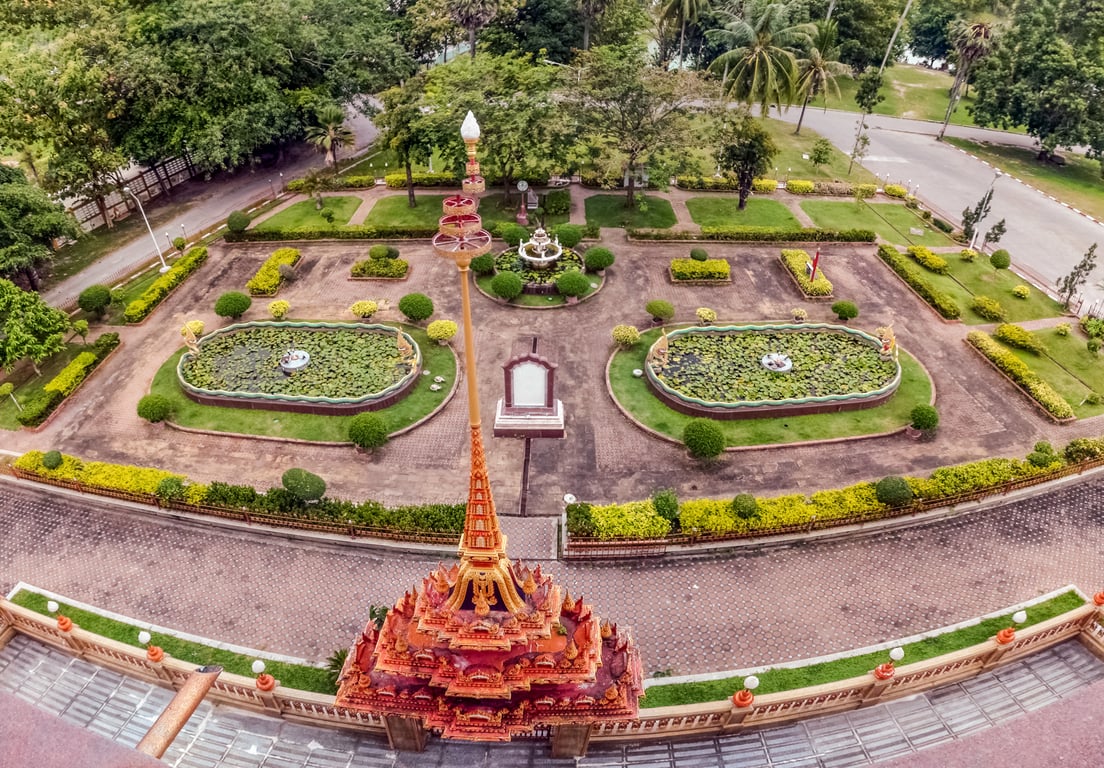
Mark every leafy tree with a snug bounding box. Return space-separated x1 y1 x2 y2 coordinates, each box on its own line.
937 19 995 140
574 45 705 206
579 0 613 50
378 78 434 208
0 168 79 290
0 280 70 374
961 183 996 245
450 0 505 59
1057 243 1098 309
810 138 833 170
400 0 464 63
848 68 884 174
708 2 814 115
71 319 89 344
716 114 779 210
305 105 356 171
907 0 961 64
793 19 850 134
483 0 583 61
297 170 337 211
662 0 711 68
808 0 908 73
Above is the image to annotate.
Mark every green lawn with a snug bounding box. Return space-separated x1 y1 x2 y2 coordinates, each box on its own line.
801 201 954 247
914 258 1067 325
254 196 362 230
363 194 567 231
340 147 449 179
0 344 90 430
685 198 801 229
148 324 456 441
760 117 880 184
944 138 1104 223
643 589 1084 707
988 328 1104 418
585 195 677 229
10 589 334 694
608 327 932 446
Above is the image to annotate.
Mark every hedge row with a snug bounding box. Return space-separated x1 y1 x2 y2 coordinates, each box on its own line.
351 258 410 278
124 247 209 323
906 245 948 274
877 245 961 319
780 249 833 297
670 257 731 281
14 450 466 536
246 247 300 296
628 227 876 243
566 445 1093 540
966 331 1075 419
225 225 438 242
17 334 122 427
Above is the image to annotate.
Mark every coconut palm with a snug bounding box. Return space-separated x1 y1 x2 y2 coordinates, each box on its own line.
708 2 815 116
662 0 712 68
305 105 355 171
450 0 501 59
937 19 994 140
793 20 850 134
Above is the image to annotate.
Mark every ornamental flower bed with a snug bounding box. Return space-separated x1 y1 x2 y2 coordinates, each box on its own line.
124 246 209 323
669 258 731 282
245 247 300 295
965 331 1074 421
491 246 584 287
780 249 833 297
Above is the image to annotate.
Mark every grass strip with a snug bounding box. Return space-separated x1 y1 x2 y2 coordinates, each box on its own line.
9 589 336 694
643 590 1086 707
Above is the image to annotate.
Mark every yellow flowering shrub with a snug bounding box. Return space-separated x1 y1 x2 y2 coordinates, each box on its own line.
679 498 739 534
15 451 183 495
43 352 98 396
808 483 885 521
184 484 209 505
589 500 671 539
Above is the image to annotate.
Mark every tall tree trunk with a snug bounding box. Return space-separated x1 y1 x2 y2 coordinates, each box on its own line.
22 265 41 291
937 68 966 140
96 194 113 230
677 21 686 68
625 162 637 207
468 28 477 60
405 160 416 208
794 93 811 135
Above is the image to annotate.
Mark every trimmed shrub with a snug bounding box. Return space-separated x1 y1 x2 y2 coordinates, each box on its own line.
227 210 251 233
544 189 571 215
426 319 458 342
351 258 409 278
369 244 399 259
123 247 210 323
651 488 679 525
960 248 979 262
696 307 717 324
813 181 855 196
181 320 205 339
751 178 777 193
990 249 1011 269
690 248 708 261
1056 323 1072 337
584 247 615 272
683 418 725 459
469 254 495 275
588 500 672 539
877 245 959 319
780 249 833 297
78 285 113 317
1012 284 1030 299
883 183 908 198
246 247 300 295
496 222 530 246
785 179 815 194
268 300 290 319
971 295 1006 322
214 291 252 320
43 352 97 396
906 245 948 274
565 502 596 537
16 391 62 427
910 404 939 431
398 292 434 321
629 226 876 243
854 183 877 199
281 468 326 503
994 323 1046 354
611 324 640 347
349 300 378 319
137 394 173 423
348 413 389 451
383 172 459 188
156 477 186 502
1027 441 1059 468
552 224 583 248
731 493 759 520
831 300 859 321
556 270 591 298
490 272 524 301
1089 339 1101 355
875 476 913 506
42 450 63 470
226 224 437 242
966 331 1074 419
645 299 675 322
932 218 954 233
670 258 730 281
1064 437 1104 463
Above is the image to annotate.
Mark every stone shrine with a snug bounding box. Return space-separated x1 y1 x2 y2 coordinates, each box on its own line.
493 337 565 438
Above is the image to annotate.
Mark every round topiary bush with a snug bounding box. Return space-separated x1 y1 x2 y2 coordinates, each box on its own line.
875 476 913 507
469 253 495 275
156 476 185 501
611 324 640 347
645 299 675 322
78 285 113 317
831 300 859 321
369 244 400 260
214 291 252 320
349 300 378 319
731 493 759 520
584 247 615 273
490 271 524 301
683 418 725 459
910 404 939 431
281 468 326 503
696 307 717 324
398 292 434 322
427 319 458 343
227 210 251 233
137 394 173 423
690 248 709 262
552 224 584 248
268 300 290 319
555 270 590 298
990 249 1011 269
42 450 63 470
651 488 679 525
348 412 389 451
496 223 530 246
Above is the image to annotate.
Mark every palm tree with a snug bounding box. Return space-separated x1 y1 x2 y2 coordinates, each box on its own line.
298 168 335 210
793 19 849 134
708 2 815 116
305 105 355 172
937 20 994 140
662 0 712 68
450 0 500 60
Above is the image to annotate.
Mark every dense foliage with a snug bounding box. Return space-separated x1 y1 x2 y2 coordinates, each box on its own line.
214 292 253 320
398 293 434 322
877 245 960 320
966 331 1074 419
78 285 113 317
348 412 390 450
670 258 730 281
683 418 725 459
246 248 300 296
124 247 209 323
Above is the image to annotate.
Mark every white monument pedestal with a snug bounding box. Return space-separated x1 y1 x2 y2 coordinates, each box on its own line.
494 398 565 438
492 338 566 438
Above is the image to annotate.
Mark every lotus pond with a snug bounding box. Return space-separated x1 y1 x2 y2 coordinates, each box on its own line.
650 325 898 404
179 322 418 399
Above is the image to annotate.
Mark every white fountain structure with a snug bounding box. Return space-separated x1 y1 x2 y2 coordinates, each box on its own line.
517 227 562 270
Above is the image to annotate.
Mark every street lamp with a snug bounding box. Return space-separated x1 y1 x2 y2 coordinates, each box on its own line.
180 223 187 243
873 647 905 680
268 178 276 197
123 186 169 273
996 610 1027 645
732 675 760 707
968 171 1002 251
138 630 164 662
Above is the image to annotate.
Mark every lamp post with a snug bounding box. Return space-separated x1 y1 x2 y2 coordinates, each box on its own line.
123 186 170 273
268 178 276 197
139 630 164 662
180 223 187 243
873 647 905 680
996 610 1027 645
968 171 1002 251
164 232 174 251
731 675 759 707
47 599 72 632
252 659 276 691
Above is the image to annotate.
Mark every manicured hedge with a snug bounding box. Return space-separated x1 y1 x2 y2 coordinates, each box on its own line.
17 333 120 427
351 258 410 278
225 225 437 242
906 245 948 274
43 352 98 397
384 172 460 188
780 249 833 297
994 323 1047 354
966 331 1074 419
246 248 300 296
124 247 209 323
628 227 875 243
877 245 961 320
884 183 908 198
670 258 730 281
785 179 815 194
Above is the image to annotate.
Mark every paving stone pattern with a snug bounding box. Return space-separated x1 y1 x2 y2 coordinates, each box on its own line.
2 633 1100 768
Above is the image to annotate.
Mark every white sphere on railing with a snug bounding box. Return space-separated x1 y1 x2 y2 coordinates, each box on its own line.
138 631 151 645
889 647 905 662
1012 610 1027 624
743 675 759 690
47 600 59 613
252 660 266 675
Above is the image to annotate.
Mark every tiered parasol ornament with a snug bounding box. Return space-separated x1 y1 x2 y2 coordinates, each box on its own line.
336 112 644 749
